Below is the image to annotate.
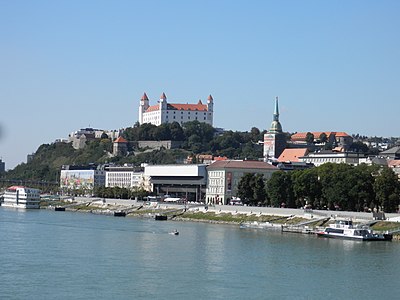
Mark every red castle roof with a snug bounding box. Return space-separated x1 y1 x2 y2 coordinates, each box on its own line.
114 137 128 143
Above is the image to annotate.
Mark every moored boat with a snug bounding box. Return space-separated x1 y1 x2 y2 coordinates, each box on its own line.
1 186 40 209
155 214 168 221
316 220 392 241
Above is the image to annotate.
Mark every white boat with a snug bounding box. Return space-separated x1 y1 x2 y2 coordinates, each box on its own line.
316 220 392 241
1 186 41 209
169 229 179 235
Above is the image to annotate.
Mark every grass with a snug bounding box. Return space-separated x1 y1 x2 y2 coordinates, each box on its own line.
178 211 307 224
371 221 400 232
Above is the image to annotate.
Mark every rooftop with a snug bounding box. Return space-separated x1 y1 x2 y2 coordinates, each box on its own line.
278 148 309 162
207 160 278 170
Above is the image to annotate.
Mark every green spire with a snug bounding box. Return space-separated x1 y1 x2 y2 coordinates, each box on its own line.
269 96 282 133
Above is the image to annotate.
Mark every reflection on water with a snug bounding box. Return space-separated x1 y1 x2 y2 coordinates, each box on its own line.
1 208 400 299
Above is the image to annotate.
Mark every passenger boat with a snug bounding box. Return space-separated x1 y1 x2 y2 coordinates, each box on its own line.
316 220 392 241
1 186 40 209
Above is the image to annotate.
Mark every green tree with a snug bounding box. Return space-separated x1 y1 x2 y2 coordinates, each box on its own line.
319 132 327 143
305 132 314 144
292 168 322 208
237 173 255 205
374 167 400 212
266 171 294 208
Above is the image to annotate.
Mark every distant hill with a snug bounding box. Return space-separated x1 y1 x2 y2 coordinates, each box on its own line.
2 121 264 183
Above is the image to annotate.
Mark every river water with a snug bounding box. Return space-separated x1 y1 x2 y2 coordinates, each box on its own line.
0 208 399 300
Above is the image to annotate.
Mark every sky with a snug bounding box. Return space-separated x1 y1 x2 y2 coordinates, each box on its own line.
1 0 399 170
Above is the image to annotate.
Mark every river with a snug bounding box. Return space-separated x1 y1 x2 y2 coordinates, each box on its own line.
0 208 399 299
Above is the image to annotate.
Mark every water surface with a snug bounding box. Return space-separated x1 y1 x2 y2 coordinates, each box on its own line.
0 208 399 299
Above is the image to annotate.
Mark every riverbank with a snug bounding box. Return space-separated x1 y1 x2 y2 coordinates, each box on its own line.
39 197 400 238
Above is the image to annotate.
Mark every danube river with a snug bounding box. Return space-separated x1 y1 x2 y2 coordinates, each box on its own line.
1 208 399 300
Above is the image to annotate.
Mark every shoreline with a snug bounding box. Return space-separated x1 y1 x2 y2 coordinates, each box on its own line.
39 197 400 238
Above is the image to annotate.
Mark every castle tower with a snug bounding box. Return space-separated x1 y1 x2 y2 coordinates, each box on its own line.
207 94 214 112
264 96 286 161
138 93 149 124
159 92 168 110
113 136 128 157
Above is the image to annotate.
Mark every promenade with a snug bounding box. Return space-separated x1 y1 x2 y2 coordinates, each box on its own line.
72 196 400 222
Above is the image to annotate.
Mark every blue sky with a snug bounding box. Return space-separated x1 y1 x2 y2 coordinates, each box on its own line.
1 0 399 169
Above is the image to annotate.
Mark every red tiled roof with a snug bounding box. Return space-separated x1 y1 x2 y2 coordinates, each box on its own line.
114 137 128 143
207 160 277 170
291 131 350 141
145 105 160 112
167 103 208 111
144 102 208 113
7 186 25 190
388 160 400 167
278 148 309 162
213 156 228 161
335 132 350 137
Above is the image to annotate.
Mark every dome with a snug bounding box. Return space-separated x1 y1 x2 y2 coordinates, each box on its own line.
269 120 282 133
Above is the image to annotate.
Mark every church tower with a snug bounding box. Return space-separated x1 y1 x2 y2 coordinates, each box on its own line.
264 96 286 161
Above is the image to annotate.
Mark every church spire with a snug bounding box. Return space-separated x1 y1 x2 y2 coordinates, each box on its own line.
269 96 282 133
273 96 279 122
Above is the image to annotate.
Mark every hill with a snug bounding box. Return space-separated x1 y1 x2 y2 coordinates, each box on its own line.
1 121 264 183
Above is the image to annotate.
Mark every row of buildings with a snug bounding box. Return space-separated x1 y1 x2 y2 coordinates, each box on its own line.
60 160 277 205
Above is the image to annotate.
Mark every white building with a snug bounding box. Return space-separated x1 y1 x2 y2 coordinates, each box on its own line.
138 92 214 126
105 166 150 191
299 150 363 167
206 160 278 205
144 164 207 202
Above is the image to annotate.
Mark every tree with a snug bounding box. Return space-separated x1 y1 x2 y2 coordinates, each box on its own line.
266 171 294 208
292 168 322 208
253 174 267 205
237 173 267 206
305 132 314 144
319 132 327 143
100 132 109 139
374 167 400 212
237 173 255 205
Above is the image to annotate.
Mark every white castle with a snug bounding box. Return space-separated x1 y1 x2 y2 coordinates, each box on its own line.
138 92 214 126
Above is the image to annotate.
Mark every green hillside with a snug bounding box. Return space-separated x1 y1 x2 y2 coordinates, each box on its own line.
2 121 264 183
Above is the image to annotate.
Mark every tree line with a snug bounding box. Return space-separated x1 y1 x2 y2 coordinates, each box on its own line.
237 163 400 213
